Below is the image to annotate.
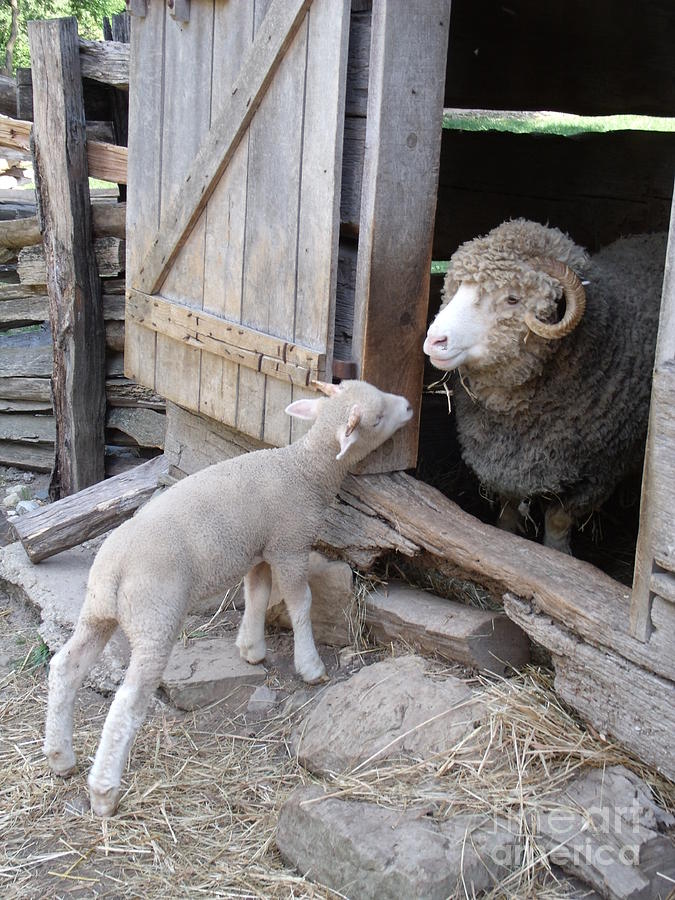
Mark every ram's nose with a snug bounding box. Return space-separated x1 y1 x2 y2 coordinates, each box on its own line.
423 333 447 355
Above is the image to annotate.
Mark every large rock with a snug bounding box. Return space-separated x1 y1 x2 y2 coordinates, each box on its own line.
161 636 266 710
277 785 519 899
266 551 354 647
366 581 530 674
535 766 675 900
292 655 484 774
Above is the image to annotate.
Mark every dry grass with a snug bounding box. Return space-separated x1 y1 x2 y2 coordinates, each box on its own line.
1 632 673 899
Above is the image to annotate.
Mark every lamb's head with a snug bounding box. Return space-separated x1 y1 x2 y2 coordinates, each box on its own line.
424 220 589 374
285 379 413 462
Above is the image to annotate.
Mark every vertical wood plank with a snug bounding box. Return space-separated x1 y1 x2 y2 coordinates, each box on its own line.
200 0 255 426
352 0 450 472
630 184 675 640
28 17 106 497
124 0 166 391
154 2 215 410
238 0 306 443
290 0 350 442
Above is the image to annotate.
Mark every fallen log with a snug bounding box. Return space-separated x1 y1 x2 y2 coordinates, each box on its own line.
0 202 126 251
17 236 125 285
11 454 169 562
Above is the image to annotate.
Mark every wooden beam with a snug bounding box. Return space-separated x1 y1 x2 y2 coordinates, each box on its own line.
126 288 324 386
18 236 125 285
333 472 674 683
134 0 313 295
28 17 106 498
78 38 129 88
11 454 169 563
0 202 126 251
351 0 450 472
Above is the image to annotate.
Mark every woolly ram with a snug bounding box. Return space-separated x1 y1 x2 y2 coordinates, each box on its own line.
423 219 666 553
43 380 413 816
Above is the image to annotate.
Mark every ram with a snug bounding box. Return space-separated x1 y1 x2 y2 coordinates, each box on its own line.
424 219 665 553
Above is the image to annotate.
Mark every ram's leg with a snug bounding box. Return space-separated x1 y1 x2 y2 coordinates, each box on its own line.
236 561 272 665
44 615 115 776
272 562 325 683
88 631 177 817
544 505 574 555
496 498 522 534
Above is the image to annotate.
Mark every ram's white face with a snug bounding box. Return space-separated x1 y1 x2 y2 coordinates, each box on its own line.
423 283 496 371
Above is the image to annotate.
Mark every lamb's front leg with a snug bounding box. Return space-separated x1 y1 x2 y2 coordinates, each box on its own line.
236 561 272 664
272 562 326 684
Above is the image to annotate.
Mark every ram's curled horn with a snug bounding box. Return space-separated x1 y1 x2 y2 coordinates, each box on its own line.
525 257 587 340
311 380 342 397
345 404 362 437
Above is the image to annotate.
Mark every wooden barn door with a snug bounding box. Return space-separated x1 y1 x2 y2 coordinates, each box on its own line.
124 0 350 445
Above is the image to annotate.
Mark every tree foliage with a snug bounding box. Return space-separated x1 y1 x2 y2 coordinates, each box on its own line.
0 0 126 73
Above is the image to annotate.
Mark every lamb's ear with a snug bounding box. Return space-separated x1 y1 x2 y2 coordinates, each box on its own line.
285 398 322 420
336 404 362 460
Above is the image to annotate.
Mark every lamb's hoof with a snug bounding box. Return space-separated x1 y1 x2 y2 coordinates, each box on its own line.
298 659 327 685
236 636 267 665
88 783 121 818
45 747 77 777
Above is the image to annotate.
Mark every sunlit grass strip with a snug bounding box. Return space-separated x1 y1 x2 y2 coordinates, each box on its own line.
443 108 675 136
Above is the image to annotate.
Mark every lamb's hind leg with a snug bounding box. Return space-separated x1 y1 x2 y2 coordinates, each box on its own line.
236 561 272 664
44 614 115 777
87 632 177 817
544 505 574 555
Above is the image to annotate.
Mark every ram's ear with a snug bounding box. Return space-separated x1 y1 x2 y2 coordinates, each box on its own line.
336 404 362 460
285 398 322 420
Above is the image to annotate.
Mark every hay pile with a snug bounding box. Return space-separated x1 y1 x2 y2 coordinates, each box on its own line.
1 629 673 898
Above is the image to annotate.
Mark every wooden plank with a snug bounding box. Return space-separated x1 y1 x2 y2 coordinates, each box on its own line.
78 38 129 88
133 0 313 296
199 0 254 427
17 237 125 285
126 290 321 386
651 571 675 604
11 454 169 563
334 471 674 683
0 74 17 118
107 407 165 448
352 0 450 472
0 376 51 402
153 0 215 413
630 182 675 640
0 326 52 378
105 378 165 410
0 294 48 326
28 18 106 497
0 412 54 443
123 0 165 392
0 440 53 471
0 398 51 413
504 594 675 781
289 0 350 443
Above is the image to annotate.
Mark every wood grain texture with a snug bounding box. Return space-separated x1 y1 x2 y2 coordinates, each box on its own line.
0 376 51 402
11 454 169 563
17 237 125 285
106 407 165 448
0 202 126 250
352 0 450 472
0 412 54 443
630 185 675 641
28 17 106 497
78 38 129 87
505 594 675 781
0 440 53 471
134 0 313 296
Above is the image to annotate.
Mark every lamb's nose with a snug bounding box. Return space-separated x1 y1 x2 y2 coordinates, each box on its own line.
426 334 447 347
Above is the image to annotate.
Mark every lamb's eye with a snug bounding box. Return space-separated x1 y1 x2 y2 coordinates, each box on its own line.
374 414 384 427
506 296 520 305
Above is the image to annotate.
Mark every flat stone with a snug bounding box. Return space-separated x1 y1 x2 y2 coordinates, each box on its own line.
535 765 675 900
0 541 129 690
246 685 278 717
366 581 530 674
277 785 520 899
292 655 484 775
266 551 354 647
161 636 266 710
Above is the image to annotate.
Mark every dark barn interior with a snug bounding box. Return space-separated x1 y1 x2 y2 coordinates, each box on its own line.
418 0 675 581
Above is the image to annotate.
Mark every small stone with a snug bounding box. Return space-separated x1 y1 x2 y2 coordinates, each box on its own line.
2 492 20 510
277 785 520 899
34 489 49 501
338 647 361 668
15 500 41 515
246 685 278 716
161 635 266 710
292 655 484 775
21 472 34 483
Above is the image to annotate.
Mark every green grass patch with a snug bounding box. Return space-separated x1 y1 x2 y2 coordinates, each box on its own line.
443 108 675 137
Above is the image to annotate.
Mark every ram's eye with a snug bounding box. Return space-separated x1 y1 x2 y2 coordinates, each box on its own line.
506 296 520 305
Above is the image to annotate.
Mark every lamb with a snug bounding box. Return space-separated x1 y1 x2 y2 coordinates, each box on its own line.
43 379 413 816
423 219 665 553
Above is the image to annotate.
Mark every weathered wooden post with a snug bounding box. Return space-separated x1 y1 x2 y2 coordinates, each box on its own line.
27 17 106 498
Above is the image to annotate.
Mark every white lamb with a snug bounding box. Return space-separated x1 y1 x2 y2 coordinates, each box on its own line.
44 380 413 816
